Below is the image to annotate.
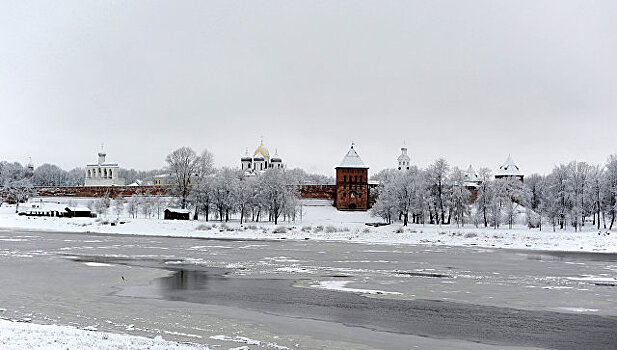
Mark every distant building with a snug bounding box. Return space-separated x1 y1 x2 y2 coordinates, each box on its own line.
335 144 369 211
463 165 482 203
25 157 34 178
84 149 125 187
464 165 482 189
19 204 95 218
495 155 524 182
152 174 172 186
241 140 284 173
397 146 411 170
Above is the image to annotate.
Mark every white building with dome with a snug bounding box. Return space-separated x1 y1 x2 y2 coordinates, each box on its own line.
84 150 125 187
241 140 284 173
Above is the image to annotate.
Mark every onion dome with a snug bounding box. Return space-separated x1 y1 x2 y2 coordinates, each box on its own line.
241 148 252 161
271 149 282 162
253 140 270 158
398 147 410 162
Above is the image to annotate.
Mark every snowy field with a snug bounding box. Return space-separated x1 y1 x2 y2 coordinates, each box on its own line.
0 319 208 350
0 198 615 253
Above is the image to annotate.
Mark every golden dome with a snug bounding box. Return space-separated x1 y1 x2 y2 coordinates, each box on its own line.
253 140 270 157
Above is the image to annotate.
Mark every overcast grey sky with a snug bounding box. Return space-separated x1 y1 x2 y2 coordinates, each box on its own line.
1 1 615 176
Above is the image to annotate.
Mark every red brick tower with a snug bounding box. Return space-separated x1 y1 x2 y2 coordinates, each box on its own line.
335 144 369 211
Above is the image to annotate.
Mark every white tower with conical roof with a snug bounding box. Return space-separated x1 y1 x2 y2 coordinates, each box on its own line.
495 154 524 181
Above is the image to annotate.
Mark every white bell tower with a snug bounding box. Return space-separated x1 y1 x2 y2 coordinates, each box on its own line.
397 145 410 170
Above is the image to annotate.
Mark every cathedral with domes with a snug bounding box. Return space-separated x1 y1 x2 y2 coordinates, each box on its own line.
241 140 284 173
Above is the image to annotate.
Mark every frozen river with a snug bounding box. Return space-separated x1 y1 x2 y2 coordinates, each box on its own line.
0 228 616 349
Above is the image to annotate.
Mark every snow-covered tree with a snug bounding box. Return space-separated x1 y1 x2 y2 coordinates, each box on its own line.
32 164 68 186
588 165 605 229
127 195 140 218
211 168 239 222
257 169 299 225
603 155 617 229
152 193 166 219
370 171 398 224
235 175 257 225
567 161 592 231
94 195 111 217
370 168 428 226
449 167 470 227
66 168 85 186
546 164 572 230
475 168 493 227
113 195 125 218
488 179 507 229
165 147 213 209
0 162 26 186
189 176 213 221
2 178 34 212
140 196 154 218
425 158 451 224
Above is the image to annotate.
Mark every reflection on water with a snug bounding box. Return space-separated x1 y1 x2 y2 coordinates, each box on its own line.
162 270 213 290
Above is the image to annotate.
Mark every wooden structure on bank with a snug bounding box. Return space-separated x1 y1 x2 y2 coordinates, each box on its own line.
164 208 190 220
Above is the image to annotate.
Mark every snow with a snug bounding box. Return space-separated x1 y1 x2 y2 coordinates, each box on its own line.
495 154 523 177
337 146 369 168
83 262 114 267
165 208 191 214
0 198 615 253
312 280 402 295
209 335 260 345
65 206 91 212
0 319 209 350
557 307 599 313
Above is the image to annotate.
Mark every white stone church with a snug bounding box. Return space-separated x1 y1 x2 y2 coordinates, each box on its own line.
84 150 125 187
241 140 285 173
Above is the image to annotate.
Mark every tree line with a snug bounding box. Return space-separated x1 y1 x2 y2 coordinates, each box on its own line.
165 147 302 224
1 147 329 224
372 155 617 230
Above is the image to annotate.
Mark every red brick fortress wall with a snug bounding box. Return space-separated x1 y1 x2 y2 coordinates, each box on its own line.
33 186 169 198
32 185 337 201
298 185 336 200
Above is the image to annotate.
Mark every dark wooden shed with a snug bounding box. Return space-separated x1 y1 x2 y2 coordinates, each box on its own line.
164 208 190 220
64 207 96 218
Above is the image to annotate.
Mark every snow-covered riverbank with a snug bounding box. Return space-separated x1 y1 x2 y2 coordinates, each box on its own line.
0 319 208 350
1 199 615 253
